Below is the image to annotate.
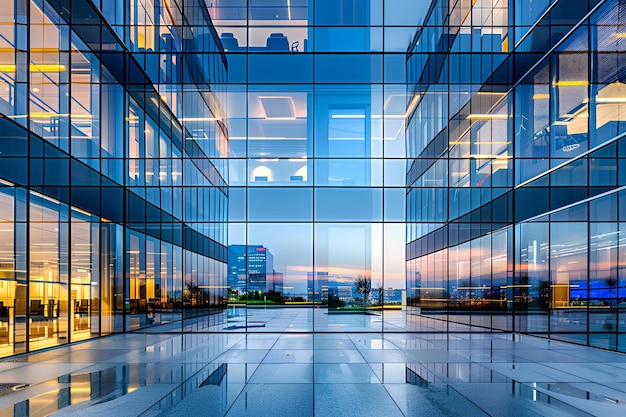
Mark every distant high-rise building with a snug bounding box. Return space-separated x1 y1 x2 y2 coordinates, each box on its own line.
336 286 354 303
380 288 403 304
228 245 274 294
307 272 329 302
327 276 357 303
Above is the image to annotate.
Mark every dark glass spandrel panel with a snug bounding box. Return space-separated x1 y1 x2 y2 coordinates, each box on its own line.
314 54 382 84
248 187 312 221
100 186 123 223
313 27 377 52
72 187 100 217
314 187 382 222
314 0 372 26
0 118 28 157
247 54 313 83
515 187 549 222
0 158 28 185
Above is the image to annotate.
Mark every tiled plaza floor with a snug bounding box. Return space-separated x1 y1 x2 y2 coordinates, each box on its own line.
0 309 624 416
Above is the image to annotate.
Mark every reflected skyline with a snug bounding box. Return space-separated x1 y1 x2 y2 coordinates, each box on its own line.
228 222 407 295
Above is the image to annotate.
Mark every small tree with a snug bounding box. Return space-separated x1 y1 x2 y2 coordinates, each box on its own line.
328 294 346 309
354 275 371 309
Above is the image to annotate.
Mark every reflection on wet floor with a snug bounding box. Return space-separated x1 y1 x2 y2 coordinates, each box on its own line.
0 310 624 416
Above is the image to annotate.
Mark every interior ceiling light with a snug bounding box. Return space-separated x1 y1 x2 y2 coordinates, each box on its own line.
330 114 365 119
383 93 407 114
405 93 421 118
595 97 626 103
0 64 67 72
259 96 296 120
562 142 580 152
30 112 92 119
554 80 589 87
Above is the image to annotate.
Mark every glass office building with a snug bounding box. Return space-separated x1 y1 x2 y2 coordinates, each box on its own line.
0 0 229 357
406 0 626 351
4 0 626 415
0 0 427 358
208 0 422 330
5 0 626 362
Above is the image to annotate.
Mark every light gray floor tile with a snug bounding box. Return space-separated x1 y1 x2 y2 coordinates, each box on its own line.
312 349 365 363
313 383 403 417
249 363 313 383
262 349 313 363
0 309 624 417
314 363 380 383
226 383 313 417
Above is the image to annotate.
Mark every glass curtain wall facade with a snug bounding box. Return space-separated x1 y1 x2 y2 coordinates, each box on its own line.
209 0 425 330
0 0 228 357
406 0 626 351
